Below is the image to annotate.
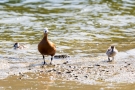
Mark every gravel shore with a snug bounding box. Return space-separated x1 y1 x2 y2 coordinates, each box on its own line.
0 49 135 85
28 49 135 85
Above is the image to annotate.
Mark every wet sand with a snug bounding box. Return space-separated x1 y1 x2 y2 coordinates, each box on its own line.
0 49 135 89
1 73 135 90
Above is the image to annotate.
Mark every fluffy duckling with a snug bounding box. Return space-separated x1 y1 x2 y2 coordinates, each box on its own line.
38 28 56 65
13 42 25 49
106 45 118 62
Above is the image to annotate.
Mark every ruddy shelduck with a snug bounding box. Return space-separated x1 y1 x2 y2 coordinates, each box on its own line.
13 42 25 49
106 45 118 62
38 28 56 65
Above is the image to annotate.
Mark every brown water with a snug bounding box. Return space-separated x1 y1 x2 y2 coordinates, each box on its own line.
0 0 135 89
1 72 135 90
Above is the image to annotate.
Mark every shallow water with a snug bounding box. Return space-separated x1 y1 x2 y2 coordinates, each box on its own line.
0 0 135 55
0 73 121 90
1 72 135 90
0 0 135 89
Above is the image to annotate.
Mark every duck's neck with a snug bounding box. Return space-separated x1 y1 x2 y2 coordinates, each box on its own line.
111 48 114 52
43 34 48 41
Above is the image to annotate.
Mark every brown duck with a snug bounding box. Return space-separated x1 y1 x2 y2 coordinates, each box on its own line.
38 28 56 65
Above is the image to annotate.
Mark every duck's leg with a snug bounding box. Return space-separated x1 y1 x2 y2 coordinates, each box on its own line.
50 56 53 65
112 57 114 61
43 55 46 65
108 57 111 62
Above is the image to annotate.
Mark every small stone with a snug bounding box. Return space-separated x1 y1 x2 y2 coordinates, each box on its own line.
120 68 122 70
101 70 105 71
48 70 52 72
95 64 100 66
74 76 78 77
41 65 44 68
73 66 76 69
57 64 60 65
84 75 88 78
66 71 72 73
53 69 56 71
127 64 131 66
88 66 94 68
71 70 74 72
57 71 61 74
40 71 43 72
63 61 68 64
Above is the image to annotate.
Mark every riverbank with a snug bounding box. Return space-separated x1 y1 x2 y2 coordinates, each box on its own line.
0 49 135 89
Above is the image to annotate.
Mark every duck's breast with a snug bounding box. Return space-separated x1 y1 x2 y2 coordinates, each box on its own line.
38 41 56 55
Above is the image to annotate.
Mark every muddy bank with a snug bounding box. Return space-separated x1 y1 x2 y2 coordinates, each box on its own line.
35 53 135 85
1 73 135 90
0 49 135 86
26 49 135 85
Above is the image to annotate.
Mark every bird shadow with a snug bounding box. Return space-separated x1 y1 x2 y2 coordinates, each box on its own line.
28 62 55 69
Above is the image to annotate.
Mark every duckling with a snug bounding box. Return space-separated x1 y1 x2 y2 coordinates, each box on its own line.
38 28 56 65
13 42 25 49
106 45 118 62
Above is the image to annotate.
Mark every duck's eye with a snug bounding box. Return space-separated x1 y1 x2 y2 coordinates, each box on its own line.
44 28 49 33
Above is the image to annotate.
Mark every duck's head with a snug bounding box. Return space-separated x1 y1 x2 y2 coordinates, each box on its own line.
14 42 19 49
44 27 49 34
111 45 115 49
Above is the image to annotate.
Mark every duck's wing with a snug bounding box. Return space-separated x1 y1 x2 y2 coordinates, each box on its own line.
106 48 112 55
49 41 56 48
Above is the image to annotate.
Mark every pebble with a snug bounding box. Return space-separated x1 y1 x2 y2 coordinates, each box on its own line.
63 61 68 64
47 70 52 72
74 76 78 77
40 71 43 72
52 69 56 71
95 64 100 66
88 66 94 68
84 75 88 78
57 71 61 74
66 71 72 73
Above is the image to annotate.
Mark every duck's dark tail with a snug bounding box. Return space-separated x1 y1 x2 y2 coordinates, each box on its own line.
54 55 70 59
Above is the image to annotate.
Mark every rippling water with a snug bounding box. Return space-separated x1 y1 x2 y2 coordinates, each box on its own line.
0 0 135 89
0 0 135 55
